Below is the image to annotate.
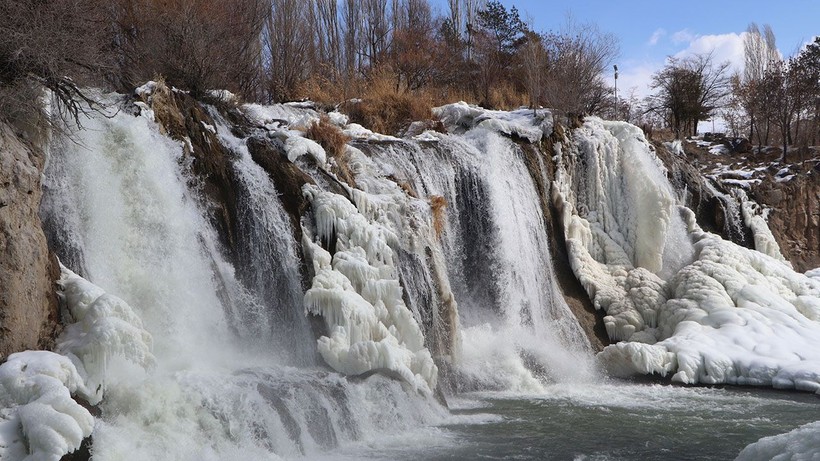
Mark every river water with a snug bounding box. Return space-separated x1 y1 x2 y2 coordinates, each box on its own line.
329 380 819 460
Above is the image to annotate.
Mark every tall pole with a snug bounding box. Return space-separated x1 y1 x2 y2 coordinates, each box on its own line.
613 65 619 119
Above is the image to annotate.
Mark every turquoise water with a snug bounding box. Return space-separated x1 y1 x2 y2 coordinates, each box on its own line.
331 380 819 460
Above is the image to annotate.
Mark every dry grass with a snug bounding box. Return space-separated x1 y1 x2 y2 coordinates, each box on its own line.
304 114 357 186
430 195 447 238
484 82 528 110
144 77 187 140
336 67 431 135
305 114 350 159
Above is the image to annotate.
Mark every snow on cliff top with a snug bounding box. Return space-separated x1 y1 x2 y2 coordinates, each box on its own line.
433 102 552 143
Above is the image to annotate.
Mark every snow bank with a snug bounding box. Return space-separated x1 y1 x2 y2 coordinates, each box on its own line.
555 117 820 392
0 266 154 461
736 421 820 460
243 103 320 129
269 130 327 165
301 185 437 394
343 123 402 142
433 102 552 143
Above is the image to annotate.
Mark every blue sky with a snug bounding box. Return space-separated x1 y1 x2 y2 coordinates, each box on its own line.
434 0 820 98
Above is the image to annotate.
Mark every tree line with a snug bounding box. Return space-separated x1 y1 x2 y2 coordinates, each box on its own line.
635 23 820 155
0 0 620 132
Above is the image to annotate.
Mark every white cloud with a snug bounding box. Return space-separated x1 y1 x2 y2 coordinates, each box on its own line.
648 28 666 46
671 29 695 44
612 62 658 99
672 32 746 75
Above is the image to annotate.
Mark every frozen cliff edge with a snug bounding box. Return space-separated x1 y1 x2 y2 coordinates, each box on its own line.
554 117 820 392
0 265 153 460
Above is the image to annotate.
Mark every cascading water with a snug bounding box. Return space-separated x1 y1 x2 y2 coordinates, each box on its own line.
4 90 817 461
32 95 446 460
361 114 597 391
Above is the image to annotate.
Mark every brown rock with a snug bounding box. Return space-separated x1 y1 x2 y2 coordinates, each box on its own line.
0 122 60 359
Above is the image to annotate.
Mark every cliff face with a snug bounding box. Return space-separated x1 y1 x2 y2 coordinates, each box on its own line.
0 122 60 359
754 170 820 272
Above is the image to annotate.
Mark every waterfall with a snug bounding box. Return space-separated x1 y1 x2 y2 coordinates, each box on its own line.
2 89 817 461
362 123 597 392
36 98 445 460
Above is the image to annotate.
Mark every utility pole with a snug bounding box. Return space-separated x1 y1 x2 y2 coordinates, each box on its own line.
613 64 618 119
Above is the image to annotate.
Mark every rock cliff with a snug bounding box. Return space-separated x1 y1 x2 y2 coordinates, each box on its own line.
0 122 60 359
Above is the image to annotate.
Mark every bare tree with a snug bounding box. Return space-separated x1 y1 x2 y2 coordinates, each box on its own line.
741 23 779 143
112 0 268 99
263 0 313 102
521 30 546 113
0 0 111 126
542 18 619 116
647 53 731 138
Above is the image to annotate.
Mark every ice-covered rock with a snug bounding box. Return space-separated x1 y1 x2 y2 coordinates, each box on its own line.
555 117 820 391
269 130 327 165
0 351 94 461
433 102 551 143
736 421 820 460
56 266 155 403
0 266 154 461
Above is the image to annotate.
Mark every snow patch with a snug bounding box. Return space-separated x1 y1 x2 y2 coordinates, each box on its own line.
433 102 551 143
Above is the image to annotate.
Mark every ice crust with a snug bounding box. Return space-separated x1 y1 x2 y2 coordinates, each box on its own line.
433 102 552 143
0 266 153 461
301 185 437 393
554 117 820 391
736 421 820 460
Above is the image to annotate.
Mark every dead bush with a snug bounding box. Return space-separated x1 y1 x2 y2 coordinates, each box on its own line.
342 68 433 135
305 115 350 159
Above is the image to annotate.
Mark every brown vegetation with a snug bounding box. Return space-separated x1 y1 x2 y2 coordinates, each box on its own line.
1 0 624 138
306 115 350 158
343 72 434 135
430 195 447 238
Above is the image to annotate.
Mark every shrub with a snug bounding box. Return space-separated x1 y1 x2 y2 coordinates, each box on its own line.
343 68 433 135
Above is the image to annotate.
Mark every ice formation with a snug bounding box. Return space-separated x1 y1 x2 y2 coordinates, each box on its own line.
0 351 94 461
433 101 552 142
56 266 155 402
736 189 789 265
0 266 153 461
736 421 820 460
301 185 437 393
554 116 820 392
269 129 327 165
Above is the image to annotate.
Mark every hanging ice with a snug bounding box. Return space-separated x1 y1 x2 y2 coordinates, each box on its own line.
302 185 437 394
